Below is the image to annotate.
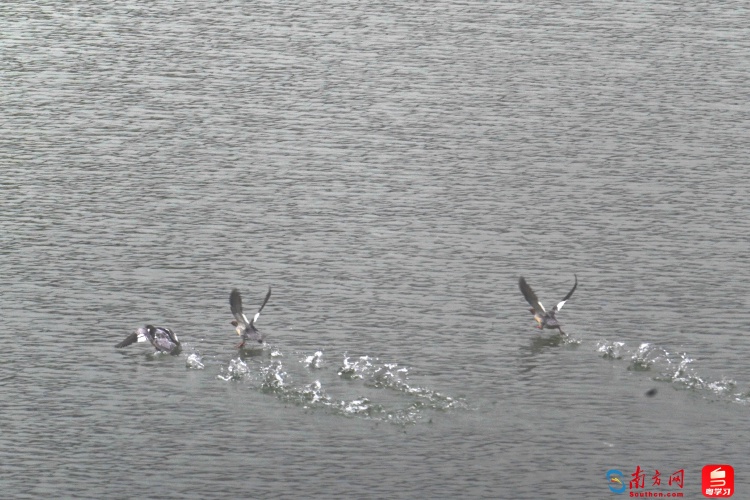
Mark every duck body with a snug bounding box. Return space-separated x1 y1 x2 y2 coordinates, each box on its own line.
115 325 181 354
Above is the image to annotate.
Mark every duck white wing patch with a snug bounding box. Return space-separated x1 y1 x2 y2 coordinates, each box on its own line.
229 289 249 326
519 276 545 314
250 286 272 326
137 332 148 343
554 275 578 311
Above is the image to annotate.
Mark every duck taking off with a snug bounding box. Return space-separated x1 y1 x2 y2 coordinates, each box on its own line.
518 274 577 335
230 286 272 349
115 325 181 354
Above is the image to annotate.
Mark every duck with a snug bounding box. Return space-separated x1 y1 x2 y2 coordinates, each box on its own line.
518 274 577 335
115 325 181 354
230 286 272 348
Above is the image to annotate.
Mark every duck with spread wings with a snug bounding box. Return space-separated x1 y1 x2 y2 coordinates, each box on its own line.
230 286 272 349
519 274 577 335
116 325 181 354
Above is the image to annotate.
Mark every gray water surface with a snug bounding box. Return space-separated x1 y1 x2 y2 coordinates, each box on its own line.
2 1 749 498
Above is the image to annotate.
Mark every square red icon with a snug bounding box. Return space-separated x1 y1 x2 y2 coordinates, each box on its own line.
702 465 734 497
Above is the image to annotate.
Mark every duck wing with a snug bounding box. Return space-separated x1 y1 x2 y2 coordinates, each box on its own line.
250 286 272 327
230 289 250 326
115 331 139 348
519 276 545 313
115 327 149 348
554 274 578 312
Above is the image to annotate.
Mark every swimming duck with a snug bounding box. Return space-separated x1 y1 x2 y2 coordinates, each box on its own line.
518 274 577 335
230 286 272 348
115 325 181 354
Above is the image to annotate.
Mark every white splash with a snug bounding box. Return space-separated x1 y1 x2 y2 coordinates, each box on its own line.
260 360 287 391
599 339 745 403
186 353 204 370
300 380 330 406
217 358 250 381
304 351 324 369
597 340 627 359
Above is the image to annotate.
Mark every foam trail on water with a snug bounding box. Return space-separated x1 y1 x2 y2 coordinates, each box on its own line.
216 349 467 424
597 340 743 403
